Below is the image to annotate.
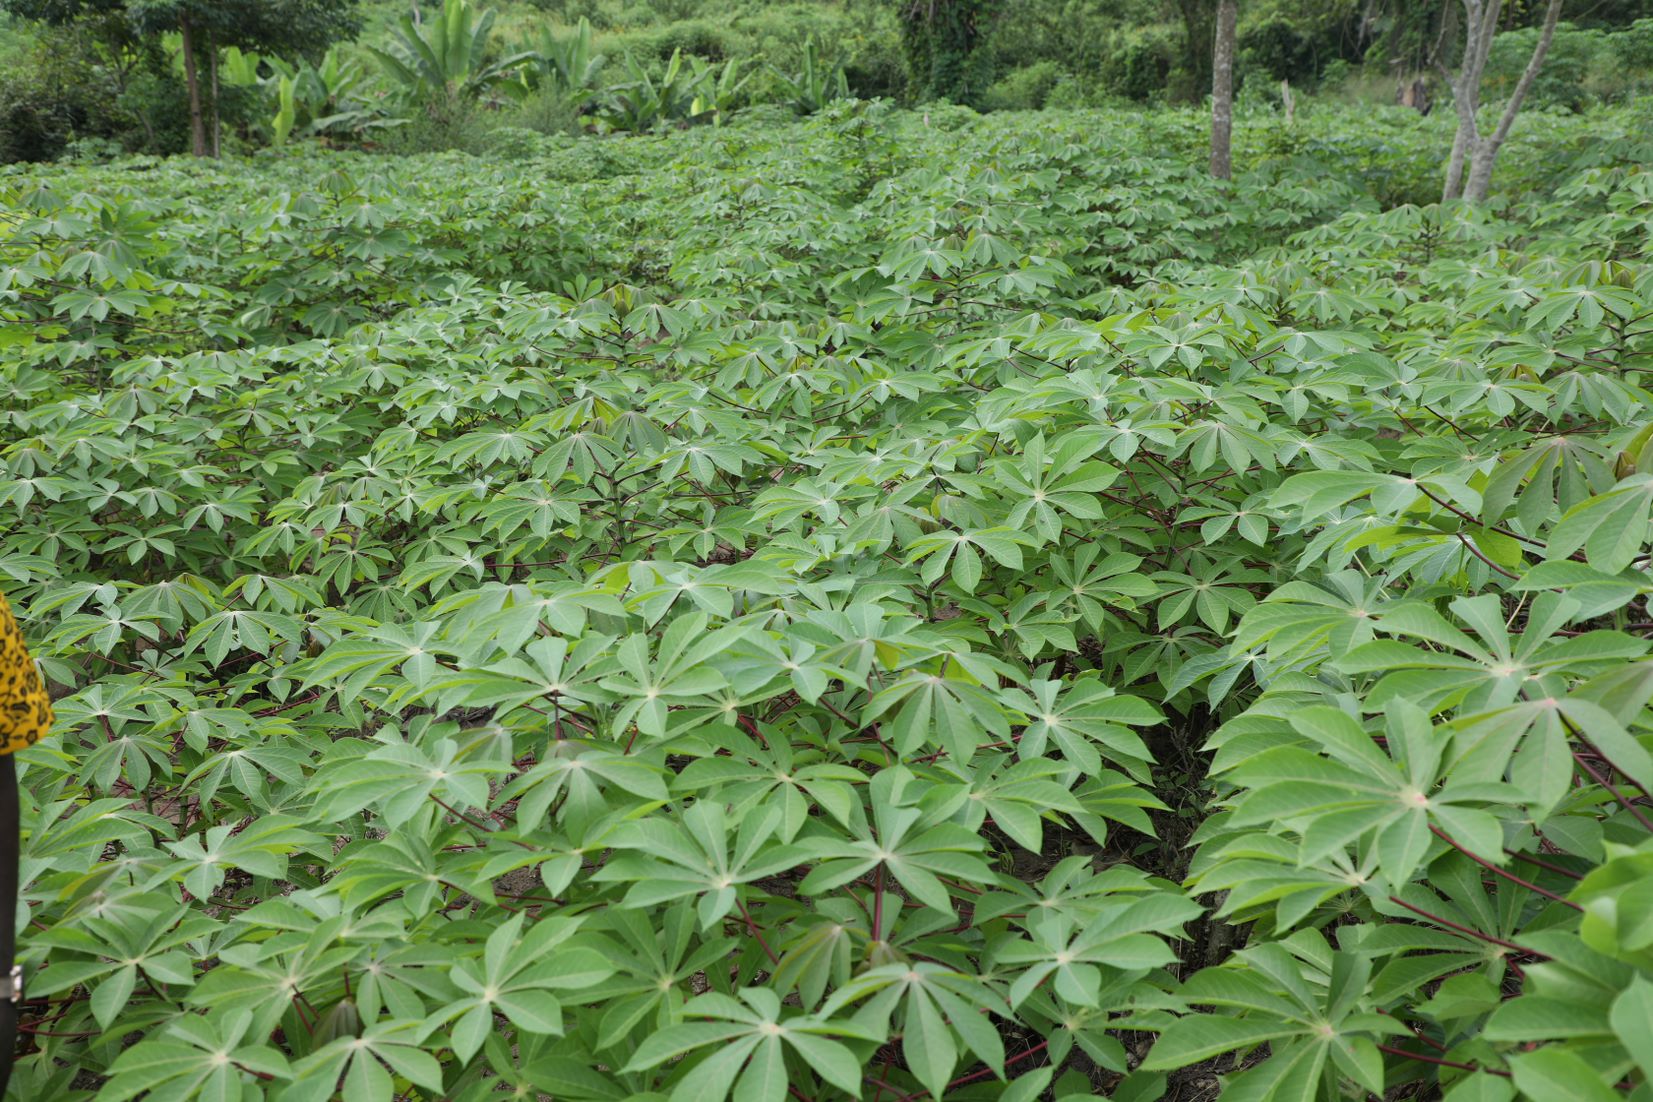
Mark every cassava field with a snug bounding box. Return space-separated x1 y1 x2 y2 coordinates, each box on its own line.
4 99 1653 1101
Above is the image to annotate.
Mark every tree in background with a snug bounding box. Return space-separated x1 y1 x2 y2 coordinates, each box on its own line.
1210 0 1236 178
1173 0 1217 96
1437 0 1564 201
3 0 360 156
895 0 999 104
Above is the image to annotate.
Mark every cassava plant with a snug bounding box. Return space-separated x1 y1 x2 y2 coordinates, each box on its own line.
0 97 1651 1102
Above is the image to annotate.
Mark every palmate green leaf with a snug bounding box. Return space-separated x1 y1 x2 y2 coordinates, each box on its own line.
103 1010 290 1102
957 755 1084 852
309 734 504 826
1222 704 1499 884
430 913 615 1060
505 741 671 829
415 633 616 720
1547 474 1653 574
163 815 326 900
599 611 747 737
595 801 804 927
298 622 449 705
624 989 868 1101
1000 900 1194 1009
281 1018 444 1102
8 93 1653 1102
1270 469 1411 522
1002 678 1160 779
902 526 1034 593
671 727 860 841
862 651 1014 764
1145 940 1405 1096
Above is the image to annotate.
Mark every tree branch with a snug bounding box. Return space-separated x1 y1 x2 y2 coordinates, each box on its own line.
1488 0 1563 150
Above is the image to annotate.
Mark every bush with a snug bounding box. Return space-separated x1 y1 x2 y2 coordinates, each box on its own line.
481 123 549 158
1601 17 1653 98
379 92 497 154
604 16 733 62
115 69 264 157
1239 15 1317 84
0 71 76 162
0 22 140 163
579 4 907 103
1111 31 1174 101
502 84 585 135
1617 16 1653 69
1484 22 1601 111
1041 71 1098 109
1318 56 1352 91
1482 20 1653 109
59 134 124 162
979 58 1065 110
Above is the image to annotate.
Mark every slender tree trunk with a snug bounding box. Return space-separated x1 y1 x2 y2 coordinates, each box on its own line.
1463 0 1562 201
1210 0 1237 180
178 13 207 157
1439 0 1495 202
1439 0 1560 203
208 31 221 159
1442 122 1469 201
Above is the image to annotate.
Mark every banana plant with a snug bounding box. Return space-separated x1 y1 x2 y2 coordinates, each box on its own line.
771 36 850 115
368 0 533 107
598 49 712 133
517 16 607 107
688 57 751 126
272 72 299 146
271 49 380 146
216 46 267 89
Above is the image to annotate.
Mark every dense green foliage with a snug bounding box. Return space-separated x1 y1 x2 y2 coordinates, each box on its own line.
3 96 1653 1100
5 0 1653 162
896 0 998 106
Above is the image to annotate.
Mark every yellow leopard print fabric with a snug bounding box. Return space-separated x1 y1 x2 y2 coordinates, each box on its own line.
0 592 51 754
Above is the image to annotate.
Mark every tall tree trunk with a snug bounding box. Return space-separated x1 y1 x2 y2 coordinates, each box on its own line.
1210 0 1237 180
1442 121 1469 201
1463 0 1562 201
208 31 221 159
1438 0 1496 202
1438 0 1561 203
178 13 207 158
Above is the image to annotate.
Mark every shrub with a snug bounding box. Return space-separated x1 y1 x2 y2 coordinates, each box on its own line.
1484 22 1603 111
1239 15 1318 84
0 69 76 162
502 84 584 135
1111 33 1174 101
598 15 730 62
980 58 1065 110
0 21 144 162
378 92 496 153
1318 56 1352 91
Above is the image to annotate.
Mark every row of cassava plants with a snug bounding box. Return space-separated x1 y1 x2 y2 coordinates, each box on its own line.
2 102 1653 1099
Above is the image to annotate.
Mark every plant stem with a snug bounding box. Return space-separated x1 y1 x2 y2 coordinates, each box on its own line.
1429 825 1580 909
1386 894 1541 957
735 894 779 965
